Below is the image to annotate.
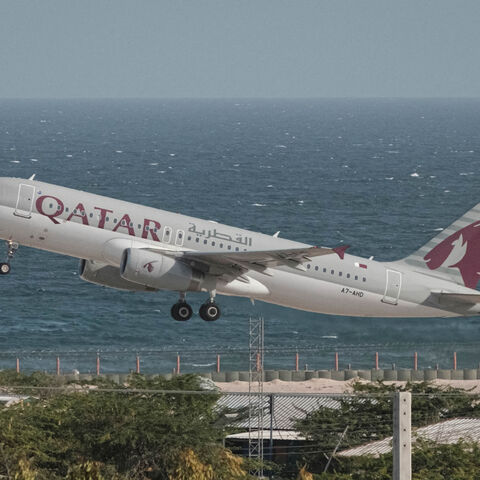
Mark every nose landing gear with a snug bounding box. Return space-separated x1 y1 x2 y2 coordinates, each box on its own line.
0 241 18 275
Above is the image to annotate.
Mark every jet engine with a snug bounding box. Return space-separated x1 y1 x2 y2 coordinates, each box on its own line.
120 248 205 292
79 259 158 292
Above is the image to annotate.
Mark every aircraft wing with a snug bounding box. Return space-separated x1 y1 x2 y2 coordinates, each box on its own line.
175 245 340 277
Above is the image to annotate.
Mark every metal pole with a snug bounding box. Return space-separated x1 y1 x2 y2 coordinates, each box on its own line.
96 353 100 376
16 358 19 373
334 352 339 371
136 355 140 374
453 352 457 370
393 392 412 480
269 394 274 461
56 356 60 376
414 352 418 371
295 352 299 372
176 354 180 375
324 426 349 473
216 354 220 373
375 352 379 370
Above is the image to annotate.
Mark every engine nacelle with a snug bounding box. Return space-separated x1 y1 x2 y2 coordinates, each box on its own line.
120 248 204 292
79 259 158 292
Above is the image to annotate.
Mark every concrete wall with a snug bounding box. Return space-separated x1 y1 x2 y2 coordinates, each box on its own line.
52 368 480 383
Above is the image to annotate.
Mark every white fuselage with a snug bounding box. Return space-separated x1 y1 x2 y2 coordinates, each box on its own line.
1 177 479 318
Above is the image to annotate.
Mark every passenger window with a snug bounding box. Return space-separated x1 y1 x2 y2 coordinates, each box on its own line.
323 268 326 273
363 277 366 282
331 270 334 275
307 264 311 269
355 275 358 280
163 226 172 243
195 238 199 243
235 247 239 251
347 273 350 279
203 239 207 245
220 243 223 248
315 266 319 271
339 272 342 277
228 245 232 250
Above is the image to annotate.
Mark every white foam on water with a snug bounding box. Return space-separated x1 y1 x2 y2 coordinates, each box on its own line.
444 190 450 193
149 162 158 166
385 177 394 180
169 153 176 157
410 172 420 177
66 154 73 158
115 150 123 153
233 164 240 167
275 144 287 148
321 335 338 339
433 228 443 231
252 203 266 207
30 159 38 162
192 363 215 367
267 184 273 188
10 160 19 163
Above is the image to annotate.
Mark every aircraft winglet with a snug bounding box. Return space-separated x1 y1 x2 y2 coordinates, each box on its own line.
332 245 350 259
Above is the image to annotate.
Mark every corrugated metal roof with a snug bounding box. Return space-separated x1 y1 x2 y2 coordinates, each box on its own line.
226 430 306 441
338 418 480 457
216 392 341 430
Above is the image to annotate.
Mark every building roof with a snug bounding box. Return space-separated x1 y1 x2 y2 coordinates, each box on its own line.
216 392 341 430
338 418 480 457
226 430 306 441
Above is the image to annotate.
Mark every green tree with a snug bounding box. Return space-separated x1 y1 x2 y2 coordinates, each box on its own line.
295 381 480 475
0 372 249 479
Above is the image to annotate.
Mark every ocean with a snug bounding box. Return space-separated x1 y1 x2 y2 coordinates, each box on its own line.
1 98 480 374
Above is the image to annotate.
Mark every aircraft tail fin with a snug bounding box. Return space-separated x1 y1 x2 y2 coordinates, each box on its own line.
397 203 480 289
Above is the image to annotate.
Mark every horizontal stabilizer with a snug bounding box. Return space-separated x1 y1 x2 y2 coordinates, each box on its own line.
435 292 480 305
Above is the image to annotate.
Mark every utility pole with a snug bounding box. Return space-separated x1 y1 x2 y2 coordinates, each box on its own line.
248 316 265 478
393 392 411 480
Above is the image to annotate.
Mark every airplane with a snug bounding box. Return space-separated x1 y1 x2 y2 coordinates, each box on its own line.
1 175 480 322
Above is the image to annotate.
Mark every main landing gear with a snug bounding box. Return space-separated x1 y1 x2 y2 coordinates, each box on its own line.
171 293 194 322
0 241 18 275
170 292 221 322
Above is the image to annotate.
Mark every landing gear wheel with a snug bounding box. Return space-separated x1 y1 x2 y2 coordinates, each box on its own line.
171 302 193 321
0 263 10 275
199 302 221 322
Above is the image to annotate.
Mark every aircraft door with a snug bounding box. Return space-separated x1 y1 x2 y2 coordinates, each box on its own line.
382 269 402 305
14 184 35 218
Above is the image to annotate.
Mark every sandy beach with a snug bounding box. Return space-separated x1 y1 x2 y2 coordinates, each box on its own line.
215 378 480 394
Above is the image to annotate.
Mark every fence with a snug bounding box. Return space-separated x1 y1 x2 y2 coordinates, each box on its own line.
4 346 480 377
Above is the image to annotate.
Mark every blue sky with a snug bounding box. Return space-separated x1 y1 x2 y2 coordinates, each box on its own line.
1 0 479 98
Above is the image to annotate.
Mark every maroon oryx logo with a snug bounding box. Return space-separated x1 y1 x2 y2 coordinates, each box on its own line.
424 221 480 288
143 261 157 273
